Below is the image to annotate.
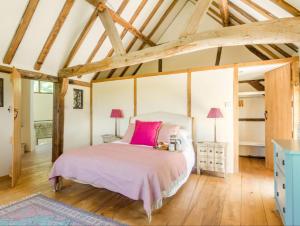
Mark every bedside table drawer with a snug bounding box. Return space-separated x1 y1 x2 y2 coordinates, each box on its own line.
198 147 208 156
199 160 208 170
275 146 285 174
214 159 225 172
215 148 225 159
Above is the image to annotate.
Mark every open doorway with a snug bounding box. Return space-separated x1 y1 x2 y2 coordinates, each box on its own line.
237 62 293 169
20 79 53 164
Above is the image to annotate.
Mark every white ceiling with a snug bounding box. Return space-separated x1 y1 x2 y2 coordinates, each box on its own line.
238 63 286 81
0 0 299 81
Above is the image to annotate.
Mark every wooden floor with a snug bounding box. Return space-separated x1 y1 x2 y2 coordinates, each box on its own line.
0 150 282 225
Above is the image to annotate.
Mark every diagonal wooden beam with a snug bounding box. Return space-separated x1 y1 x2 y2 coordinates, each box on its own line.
269 0 300 17
181 0 213 37
3 0 40 64
240 0 275 19
224 1 293 57
218 0 229 26
97 3 125 55
248 80 265 91
106 0 147 58
117 0 176 78
62 9 98 68
34 0 74 70
105 0 165 79
209 6 270 61
59 17 300 78
86 0 128 64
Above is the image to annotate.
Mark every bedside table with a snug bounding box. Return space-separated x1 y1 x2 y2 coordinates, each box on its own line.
102 134 122 143
196 141 227 177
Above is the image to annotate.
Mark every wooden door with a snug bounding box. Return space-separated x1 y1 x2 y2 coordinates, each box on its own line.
11 68 22 187
265 64 293 169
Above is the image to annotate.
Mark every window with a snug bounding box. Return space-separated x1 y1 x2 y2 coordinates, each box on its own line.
33 81 53 94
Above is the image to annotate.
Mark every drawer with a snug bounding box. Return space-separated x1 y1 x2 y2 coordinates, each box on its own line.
215 148 225 159
214 159 225 171
199 159 208 170
198 146 208 156
275 169 286 213
275 146 285 174
215 143 225 149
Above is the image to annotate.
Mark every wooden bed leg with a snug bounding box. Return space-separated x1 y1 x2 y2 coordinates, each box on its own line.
54 176 63 192
147 212 152 223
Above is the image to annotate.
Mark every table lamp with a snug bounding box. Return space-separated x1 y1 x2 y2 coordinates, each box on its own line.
110 109 124 137
207 108 223 142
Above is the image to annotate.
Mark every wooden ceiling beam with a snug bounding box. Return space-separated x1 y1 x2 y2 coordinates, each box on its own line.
106 0 147 57
269 0 300 17
117 0 176 78
224 1 292 57
59 17 300 78
248 80 265 91
97 4 125 55
181 0 213 37
0 65 90 87
34 0 74 70
105 0 165 79
62 9 98 68
208 7 271 61
239 79 264 83
3 0 40 64
218 0 229 26
240 0 275 19
85 0 128 64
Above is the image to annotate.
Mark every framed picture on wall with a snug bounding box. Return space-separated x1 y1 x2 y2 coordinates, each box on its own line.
0 78 3 107
73 89 83 109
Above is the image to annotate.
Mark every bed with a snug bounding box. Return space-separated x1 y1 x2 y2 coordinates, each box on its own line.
49 112 195 221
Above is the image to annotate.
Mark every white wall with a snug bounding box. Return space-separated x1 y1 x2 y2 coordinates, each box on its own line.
191 68 234 173
92 68 235 173
137 74 187 115
0 73 13 177
33 93 53 121
64 85 91 151
93 80 134 144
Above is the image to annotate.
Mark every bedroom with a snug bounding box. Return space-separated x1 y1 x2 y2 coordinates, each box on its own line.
0 0 300 225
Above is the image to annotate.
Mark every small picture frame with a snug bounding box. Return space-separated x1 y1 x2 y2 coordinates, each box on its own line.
0 78 3 107
73 89 83 109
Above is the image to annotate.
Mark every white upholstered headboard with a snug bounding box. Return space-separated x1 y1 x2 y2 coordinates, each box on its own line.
130 112 193 138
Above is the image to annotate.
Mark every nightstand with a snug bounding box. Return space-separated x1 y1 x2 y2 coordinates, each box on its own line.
196 141 227 177
102 134 122 143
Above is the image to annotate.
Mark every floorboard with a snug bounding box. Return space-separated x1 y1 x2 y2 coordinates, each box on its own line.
0 151 282 225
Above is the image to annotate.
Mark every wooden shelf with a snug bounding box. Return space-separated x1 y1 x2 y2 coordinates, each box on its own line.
239 118 265 121
238 91 265 97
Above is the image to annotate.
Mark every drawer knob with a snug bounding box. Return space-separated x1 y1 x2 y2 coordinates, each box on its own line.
275 172 278 177
282 160 285 166
283 184 285 189
276 191 279 197
283 207 285 214
276 153 278 157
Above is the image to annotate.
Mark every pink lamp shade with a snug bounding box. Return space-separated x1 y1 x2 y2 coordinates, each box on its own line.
110 109 124 118
207 108 223 118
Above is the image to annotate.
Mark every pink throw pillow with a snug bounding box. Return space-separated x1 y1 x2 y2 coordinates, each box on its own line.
122 123 135 143
157 124 180 143
130 120 162 146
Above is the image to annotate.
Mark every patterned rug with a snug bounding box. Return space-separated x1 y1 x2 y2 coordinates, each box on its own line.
0 194 126 226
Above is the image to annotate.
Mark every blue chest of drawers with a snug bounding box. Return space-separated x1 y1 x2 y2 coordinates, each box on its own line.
273 139 300 226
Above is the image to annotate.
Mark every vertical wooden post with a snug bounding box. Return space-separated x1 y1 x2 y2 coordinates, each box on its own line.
291 58 300 139
233 64 239 173
11 68 22 187
187 71 191 117
215 47 223 66
52 78 68 162
90 83 93 145
134 78 137 116
158 59 163 72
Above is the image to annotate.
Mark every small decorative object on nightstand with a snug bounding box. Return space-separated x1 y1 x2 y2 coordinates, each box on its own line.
102 134 121 143
196 141 227 177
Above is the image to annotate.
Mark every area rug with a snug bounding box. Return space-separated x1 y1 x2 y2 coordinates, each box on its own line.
0 194 126 226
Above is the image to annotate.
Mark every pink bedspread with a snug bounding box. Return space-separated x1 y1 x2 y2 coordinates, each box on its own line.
49 143 187 215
